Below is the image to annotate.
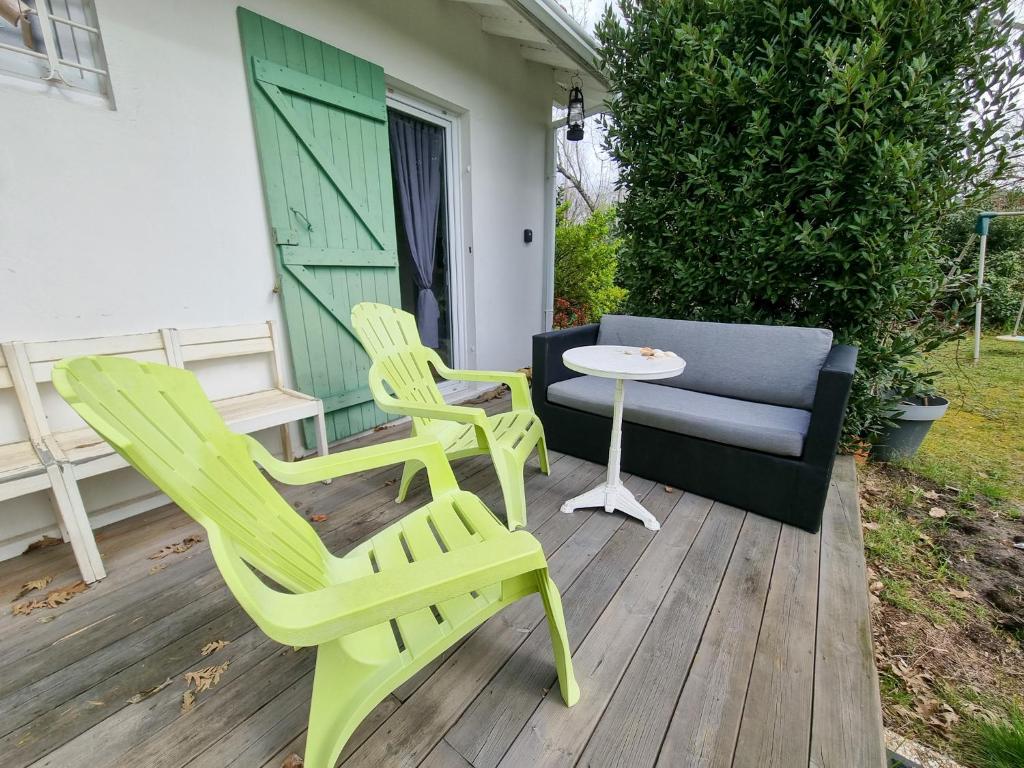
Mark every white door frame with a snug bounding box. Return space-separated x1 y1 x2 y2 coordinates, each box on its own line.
385 87 470 390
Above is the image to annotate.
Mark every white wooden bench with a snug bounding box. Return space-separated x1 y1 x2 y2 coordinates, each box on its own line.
1 321 329 582
0 343 107 582
164 321 329 462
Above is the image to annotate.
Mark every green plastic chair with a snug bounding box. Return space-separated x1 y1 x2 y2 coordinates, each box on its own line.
351 302 548 531
52 356 578 768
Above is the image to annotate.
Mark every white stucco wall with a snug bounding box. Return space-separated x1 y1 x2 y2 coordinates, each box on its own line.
0 0 553 555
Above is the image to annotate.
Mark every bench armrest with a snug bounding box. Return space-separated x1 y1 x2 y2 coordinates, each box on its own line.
531 324 599 411
803 344 858 467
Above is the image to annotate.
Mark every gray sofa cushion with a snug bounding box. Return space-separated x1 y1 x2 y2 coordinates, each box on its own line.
597 315 832 410
547 375 811 458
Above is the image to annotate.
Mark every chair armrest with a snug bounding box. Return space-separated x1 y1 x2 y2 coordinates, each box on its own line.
803 344 858 467
212 528 547 647
426 350 532 411
531 324 599 411
245 433 459 497
368 363 489 427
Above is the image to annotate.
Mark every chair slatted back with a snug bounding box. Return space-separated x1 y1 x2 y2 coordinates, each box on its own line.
351 303 446 431
52 356 329 594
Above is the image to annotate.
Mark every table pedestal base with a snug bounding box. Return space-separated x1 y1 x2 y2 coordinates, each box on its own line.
560 482 661 531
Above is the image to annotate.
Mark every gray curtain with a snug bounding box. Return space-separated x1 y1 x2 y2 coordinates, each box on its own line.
389 113 444 348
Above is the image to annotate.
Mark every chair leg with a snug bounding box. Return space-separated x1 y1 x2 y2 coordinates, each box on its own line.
305 642 381 768
46 463 106 583
397 459 425 502
494 453 527 531
536 434 551 475
279 425 295 463
536 570 580 707
314 407 331 485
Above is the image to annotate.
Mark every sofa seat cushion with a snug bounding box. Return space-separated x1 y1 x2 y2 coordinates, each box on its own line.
547 375 811 458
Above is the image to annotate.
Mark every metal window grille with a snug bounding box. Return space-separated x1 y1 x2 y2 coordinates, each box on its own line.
0 0 110 98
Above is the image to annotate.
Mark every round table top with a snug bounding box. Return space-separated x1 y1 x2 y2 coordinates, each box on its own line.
562 345 686 381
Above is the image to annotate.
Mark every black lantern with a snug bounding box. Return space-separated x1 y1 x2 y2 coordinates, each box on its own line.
566 80 584 142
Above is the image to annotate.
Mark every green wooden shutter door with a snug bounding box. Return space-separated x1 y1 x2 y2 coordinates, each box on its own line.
238 7 400 444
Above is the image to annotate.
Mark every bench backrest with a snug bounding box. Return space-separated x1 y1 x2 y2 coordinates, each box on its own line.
167 322 286 392
4 332 177 439
597 315 833 410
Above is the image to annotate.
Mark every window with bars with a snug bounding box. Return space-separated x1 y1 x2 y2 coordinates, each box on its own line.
0 0 110 100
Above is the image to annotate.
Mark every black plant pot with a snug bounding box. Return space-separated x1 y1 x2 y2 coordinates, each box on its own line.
870 395 949 462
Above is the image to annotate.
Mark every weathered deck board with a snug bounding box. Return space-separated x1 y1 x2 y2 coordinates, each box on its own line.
0 393 882 768
810 460 886 768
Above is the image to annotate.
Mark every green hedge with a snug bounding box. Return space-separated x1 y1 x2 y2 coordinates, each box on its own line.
553 202 627 327
597 0 1024 442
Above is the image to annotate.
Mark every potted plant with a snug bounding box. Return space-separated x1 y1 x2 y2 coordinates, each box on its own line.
869 386 950 462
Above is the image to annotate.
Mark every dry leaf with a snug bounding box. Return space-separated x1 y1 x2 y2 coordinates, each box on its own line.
948 588 973 600
869 581 885 595
149 535 203 560
126 677 173 704
922 490 940 500
180 690 195 713
308 514 328 523
13 576 53 601
928 507 947 519
664 485 674 494
281 754 304 768
201 640 231 656
184 661 230 693
466 386 507 404
148 563 167 575
23 535 62 554
384 479 396 486
11 580 87 615
863 521 880 531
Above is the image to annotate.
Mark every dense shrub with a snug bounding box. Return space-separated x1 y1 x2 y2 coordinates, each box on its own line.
597 0 1024 442
553 201 626 327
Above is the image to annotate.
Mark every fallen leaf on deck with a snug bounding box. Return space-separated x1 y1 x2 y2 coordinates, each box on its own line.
13 576 53 601
184 660 230 693
201 640 231 656
180 690 195 713
11 580 88 615
126 677 173 704
281 754 304 768
466 385 507 404
148 563 167 575
23 535 62 554
308 514 328 523
149 535 203 560
384 479 396 486
928 507 947 519
664 485 674 493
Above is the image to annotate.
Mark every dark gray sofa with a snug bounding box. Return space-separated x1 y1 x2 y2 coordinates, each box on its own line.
532 315 858 532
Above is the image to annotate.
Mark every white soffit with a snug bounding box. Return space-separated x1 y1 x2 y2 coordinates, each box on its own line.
446 0 609 107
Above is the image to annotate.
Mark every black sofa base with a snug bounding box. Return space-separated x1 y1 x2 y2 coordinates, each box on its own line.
539 398 830 533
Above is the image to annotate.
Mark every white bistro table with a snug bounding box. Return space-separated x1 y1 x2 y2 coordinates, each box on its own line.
559 345 686 531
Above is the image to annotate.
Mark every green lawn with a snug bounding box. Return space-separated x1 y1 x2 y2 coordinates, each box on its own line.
912 335 1023 513
864 334 1024 767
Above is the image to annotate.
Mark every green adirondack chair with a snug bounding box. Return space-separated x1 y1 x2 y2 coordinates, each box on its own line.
351 302 548 531
52 356 578 768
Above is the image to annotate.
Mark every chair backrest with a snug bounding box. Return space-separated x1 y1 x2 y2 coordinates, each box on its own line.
351 303 446 429
6 331 177 440
52 356 330 594
167 322 287 392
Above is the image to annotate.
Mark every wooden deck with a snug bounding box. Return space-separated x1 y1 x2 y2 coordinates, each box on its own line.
0 396 885 768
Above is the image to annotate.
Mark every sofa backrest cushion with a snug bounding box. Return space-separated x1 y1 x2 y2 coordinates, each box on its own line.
597 315 833 409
